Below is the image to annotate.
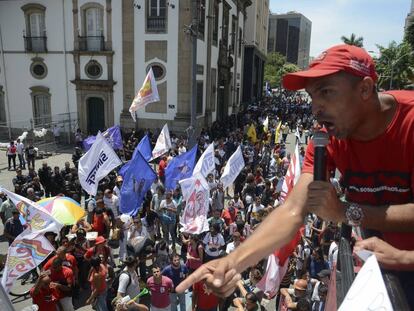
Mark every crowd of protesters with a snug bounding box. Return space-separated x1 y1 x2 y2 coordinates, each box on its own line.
0 90 338 311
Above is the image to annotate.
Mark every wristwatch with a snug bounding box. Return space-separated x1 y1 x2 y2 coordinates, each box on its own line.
345 203 364 227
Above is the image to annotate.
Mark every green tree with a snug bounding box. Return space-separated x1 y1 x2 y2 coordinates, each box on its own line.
374 41 414 90
264 52 299 88
341 33 364 47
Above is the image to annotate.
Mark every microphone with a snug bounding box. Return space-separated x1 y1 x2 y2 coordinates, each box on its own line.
312 131 329 181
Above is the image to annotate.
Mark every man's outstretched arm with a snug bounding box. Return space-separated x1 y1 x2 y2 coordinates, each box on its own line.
176 172 313 297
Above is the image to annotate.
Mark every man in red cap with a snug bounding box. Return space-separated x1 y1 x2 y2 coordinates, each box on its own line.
175 44 414 307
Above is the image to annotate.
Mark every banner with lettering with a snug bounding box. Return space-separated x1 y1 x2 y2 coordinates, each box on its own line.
79 132 122 196
0 188 63 234
1 229 55 293
220 146 245 189
192 143 215 178
179 174 210 234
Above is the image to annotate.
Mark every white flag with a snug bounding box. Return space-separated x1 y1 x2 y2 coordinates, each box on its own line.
220 146 245 189
79 132 122 196
152 123 172 160
280 142 301 202
179 174 210 234
295 126 302 144
193 143 215 178
1 229 55 293
0 188 63 234
263 116 269 133
129 68 160 121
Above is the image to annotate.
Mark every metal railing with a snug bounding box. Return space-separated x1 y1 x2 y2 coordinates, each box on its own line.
78 35 105 52
336 224 410 309
23 36 47 53
147 16 167 32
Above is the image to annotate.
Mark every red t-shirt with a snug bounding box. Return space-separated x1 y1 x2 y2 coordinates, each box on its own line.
146 275 174 308
302 91 414 250
43 254 78 272
49 267 74 299
158 159 167 177
30 286 58 311
221 208 239 226
193 281 219 309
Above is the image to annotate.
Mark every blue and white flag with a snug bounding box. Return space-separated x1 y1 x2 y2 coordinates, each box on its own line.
119 135 152 176
120 151 157 215
79 132 122 196
83 125 124 151
165 145 197 190
192 143 215 178
220 146 245 189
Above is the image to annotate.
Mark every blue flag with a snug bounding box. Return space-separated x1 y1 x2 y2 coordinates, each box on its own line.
165 145 197 191
119 135 152 176
120 150 156 215
83 126 124 151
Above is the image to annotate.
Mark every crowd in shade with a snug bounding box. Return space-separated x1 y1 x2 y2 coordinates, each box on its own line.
0 90 338 311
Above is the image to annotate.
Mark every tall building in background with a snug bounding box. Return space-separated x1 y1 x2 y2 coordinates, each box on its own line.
242 0 269 105
268 11 311 69
405 0 414 30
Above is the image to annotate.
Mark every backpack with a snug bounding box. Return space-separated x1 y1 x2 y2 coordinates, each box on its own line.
107 270 132 308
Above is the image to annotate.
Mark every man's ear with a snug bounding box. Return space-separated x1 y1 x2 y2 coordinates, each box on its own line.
360 77 375 100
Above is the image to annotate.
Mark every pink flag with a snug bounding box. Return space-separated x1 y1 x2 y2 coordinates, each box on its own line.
257 142 302 297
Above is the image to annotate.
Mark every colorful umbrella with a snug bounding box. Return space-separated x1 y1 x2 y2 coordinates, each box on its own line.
37 196 86 225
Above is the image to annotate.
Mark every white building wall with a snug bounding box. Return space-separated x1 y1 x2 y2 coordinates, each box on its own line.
134 1 179 121
0 0 77 130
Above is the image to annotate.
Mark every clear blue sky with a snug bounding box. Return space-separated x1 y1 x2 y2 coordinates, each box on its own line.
269 0 411 57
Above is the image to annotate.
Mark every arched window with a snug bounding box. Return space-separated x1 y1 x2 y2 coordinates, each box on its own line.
80 3 104 51
30 86 51 126
21 4 47 52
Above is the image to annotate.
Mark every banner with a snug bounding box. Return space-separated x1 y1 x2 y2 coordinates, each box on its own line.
152 124 172 160
119 134 152 176
120 151 157 215
83 125 124 151
0 188 62 234
179 174 210 234
165 145 197 191
129 67 160 121
192 143 215 178
1 229 55 293
220 146 245 189
79 132 122 196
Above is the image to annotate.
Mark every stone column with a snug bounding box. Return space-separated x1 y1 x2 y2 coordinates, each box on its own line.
120 0 135 129
106 0 112 50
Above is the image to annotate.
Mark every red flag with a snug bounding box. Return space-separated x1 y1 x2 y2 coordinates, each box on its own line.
257 143 302 297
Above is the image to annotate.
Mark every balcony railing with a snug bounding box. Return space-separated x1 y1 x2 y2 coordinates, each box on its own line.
78 36 105 52
147 16 166 32
24 36 47 53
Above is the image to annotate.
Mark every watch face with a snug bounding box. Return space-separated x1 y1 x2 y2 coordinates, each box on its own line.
346 204 363 226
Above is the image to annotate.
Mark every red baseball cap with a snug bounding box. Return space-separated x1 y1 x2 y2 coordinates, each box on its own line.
282 44 378 90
